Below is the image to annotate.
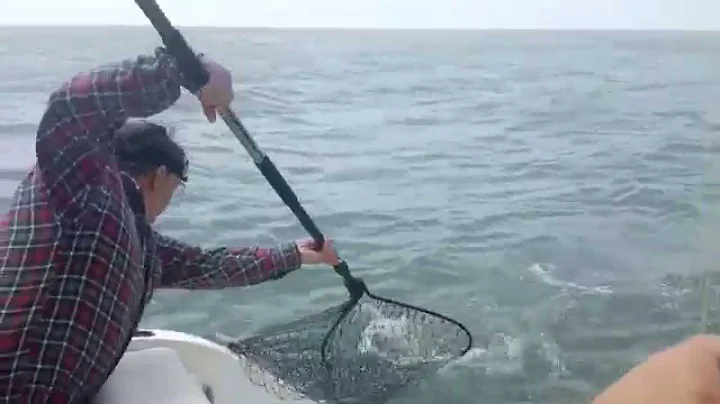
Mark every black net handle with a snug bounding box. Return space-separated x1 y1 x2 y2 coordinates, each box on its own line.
133 0 364 298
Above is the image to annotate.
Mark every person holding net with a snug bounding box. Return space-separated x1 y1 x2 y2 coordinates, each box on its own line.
0 48 341 403
1 22 719 404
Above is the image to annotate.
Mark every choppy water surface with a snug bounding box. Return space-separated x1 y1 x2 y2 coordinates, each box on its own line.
1 27 719 403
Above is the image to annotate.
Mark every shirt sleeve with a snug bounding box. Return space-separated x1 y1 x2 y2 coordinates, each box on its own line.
0 48 202 401
153 232 303 289
35 47 199 221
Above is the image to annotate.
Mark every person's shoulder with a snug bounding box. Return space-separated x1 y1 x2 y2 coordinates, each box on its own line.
7 165 50 214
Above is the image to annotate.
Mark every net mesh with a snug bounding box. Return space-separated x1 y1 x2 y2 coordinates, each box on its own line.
228 290 472 404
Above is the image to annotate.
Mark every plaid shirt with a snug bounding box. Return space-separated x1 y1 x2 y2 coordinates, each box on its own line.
0 48 302 403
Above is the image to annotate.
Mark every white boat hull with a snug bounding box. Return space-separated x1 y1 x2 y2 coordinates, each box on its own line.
93 328 318 404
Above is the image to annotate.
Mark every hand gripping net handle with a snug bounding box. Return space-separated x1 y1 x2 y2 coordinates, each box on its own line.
133 0 365 298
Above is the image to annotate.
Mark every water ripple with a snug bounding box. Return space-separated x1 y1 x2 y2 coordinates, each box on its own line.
1 27 719 404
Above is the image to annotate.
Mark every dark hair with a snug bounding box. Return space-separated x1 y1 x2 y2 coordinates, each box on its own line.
112 120 189 182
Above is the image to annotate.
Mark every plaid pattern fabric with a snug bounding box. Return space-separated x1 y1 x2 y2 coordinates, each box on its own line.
0 48 302 403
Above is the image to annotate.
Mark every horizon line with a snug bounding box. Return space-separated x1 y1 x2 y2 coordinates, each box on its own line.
0 24 717 32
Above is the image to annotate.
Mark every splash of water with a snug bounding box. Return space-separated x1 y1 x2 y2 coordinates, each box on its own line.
355 304 456 366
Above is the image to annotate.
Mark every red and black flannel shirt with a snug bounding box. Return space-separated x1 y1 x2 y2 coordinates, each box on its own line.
0 48 302 403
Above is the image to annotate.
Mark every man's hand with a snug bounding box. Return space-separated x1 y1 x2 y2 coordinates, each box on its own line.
297 239 341 267
593 334 720 404
196 55 234 123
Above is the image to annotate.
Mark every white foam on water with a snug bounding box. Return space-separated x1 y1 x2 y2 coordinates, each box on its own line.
355 304 457 366
357 313 420 360
464 332 569 378
529 263 613 295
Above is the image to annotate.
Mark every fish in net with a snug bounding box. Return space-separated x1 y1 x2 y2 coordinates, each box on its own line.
228 277 473 404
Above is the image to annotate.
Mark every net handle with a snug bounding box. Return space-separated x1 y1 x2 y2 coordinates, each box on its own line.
133 0 364 296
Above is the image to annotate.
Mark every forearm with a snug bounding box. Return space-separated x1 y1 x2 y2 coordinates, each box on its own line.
154 232 303 290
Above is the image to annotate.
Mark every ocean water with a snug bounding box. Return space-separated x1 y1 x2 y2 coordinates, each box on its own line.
1 27 719 403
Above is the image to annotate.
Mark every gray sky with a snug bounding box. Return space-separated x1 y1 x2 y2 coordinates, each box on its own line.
2 0 718 30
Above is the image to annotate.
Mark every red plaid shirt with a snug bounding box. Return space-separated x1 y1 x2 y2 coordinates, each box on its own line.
0 48 302 403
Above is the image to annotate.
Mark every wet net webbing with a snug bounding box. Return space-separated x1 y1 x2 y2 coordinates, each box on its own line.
227 280 472 404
